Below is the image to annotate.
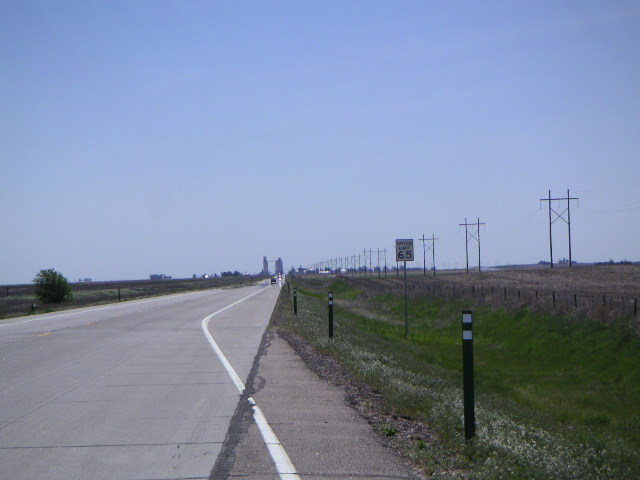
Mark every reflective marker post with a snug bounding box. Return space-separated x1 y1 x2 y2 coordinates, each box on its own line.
293 289 298 316
328 291 334 338
462 310 475 440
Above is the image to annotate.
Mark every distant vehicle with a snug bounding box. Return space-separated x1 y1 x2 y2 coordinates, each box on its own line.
270 278 277 285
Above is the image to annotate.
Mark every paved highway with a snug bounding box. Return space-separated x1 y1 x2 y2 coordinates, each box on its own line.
0 284 281 480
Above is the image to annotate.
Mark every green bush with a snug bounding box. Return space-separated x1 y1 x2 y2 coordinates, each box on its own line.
33 269 72 303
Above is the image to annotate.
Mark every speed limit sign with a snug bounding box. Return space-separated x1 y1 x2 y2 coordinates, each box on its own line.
395 239 414 261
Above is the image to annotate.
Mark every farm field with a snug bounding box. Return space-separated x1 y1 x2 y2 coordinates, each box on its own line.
275 264 640 479
360 263 640 296
350 264 640 327
0 275 264 320
431 263 640 296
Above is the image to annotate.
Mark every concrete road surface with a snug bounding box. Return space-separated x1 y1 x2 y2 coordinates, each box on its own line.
0 284 279 480
1 283 414 480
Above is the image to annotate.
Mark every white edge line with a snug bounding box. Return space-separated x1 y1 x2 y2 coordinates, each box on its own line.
201 288 300 480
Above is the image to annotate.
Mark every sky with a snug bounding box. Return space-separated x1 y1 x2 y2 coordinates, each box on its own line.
1 1 639 284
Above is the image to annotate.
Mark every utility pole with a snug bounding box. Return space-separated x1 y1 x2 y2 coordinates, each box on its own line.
426 234 438 276
459 218 485 273
420 234 428 276
377 248 381 278
366 249 374 277
540 189 579 268
363 249 367 277
383 248 388 278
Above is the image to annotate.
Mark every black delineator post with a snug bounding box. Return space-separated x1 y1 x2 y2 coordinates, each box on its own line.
118 288 121 302
462 311 475 440
328 291 334 338
293 288 298 315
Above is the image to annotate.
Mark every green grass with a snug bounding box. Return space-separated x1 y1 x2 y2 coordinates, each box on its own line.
279 277 640 479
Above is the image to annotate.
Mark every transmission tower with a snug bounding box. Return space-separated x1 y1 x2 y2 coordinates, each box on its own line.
426 234 438 275
540 189 579 268
459 218 485 273
419 234 428 276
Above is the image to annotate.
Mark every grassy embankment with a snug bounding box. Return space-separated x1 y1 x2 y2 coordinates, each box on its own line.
275 275 639 479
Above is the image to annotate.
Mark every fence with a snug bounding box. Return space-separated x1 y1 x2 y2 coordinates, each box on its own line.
344 276 639 327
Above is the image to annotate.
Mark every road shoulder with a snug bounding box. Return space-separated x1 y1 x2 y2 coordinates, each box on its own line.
225 328 416 479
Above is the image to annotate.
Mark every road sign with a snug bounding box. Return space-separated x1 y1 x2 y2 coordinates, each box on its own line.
395 239 414 262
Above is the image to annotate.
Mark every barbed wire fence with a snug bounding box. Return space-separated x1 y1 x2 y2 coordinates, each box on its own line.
343 276 638 327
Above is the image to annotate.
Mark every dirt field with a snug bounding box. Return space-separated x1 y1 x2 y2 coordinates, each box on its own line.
431 263 640 296
0 275 264 319
329 263 640 327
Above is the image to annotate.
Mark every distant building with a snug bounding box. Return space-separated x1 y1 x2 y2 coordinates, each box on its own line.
150 274 171 280
261 256 270 276
275 257 284 275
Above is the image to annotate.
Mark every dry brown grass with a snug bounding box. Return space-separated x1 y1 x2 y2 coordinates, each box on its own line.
333 264 640 328
435 264 640 296
0 276 263 319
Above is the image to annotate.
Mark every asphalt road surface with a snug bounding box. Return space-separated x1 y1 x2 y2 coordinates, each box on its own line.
0 283 280 480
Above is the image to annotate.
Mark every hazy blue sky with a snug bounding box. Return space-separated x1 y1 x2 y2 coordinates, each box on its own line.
1 1 639 283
